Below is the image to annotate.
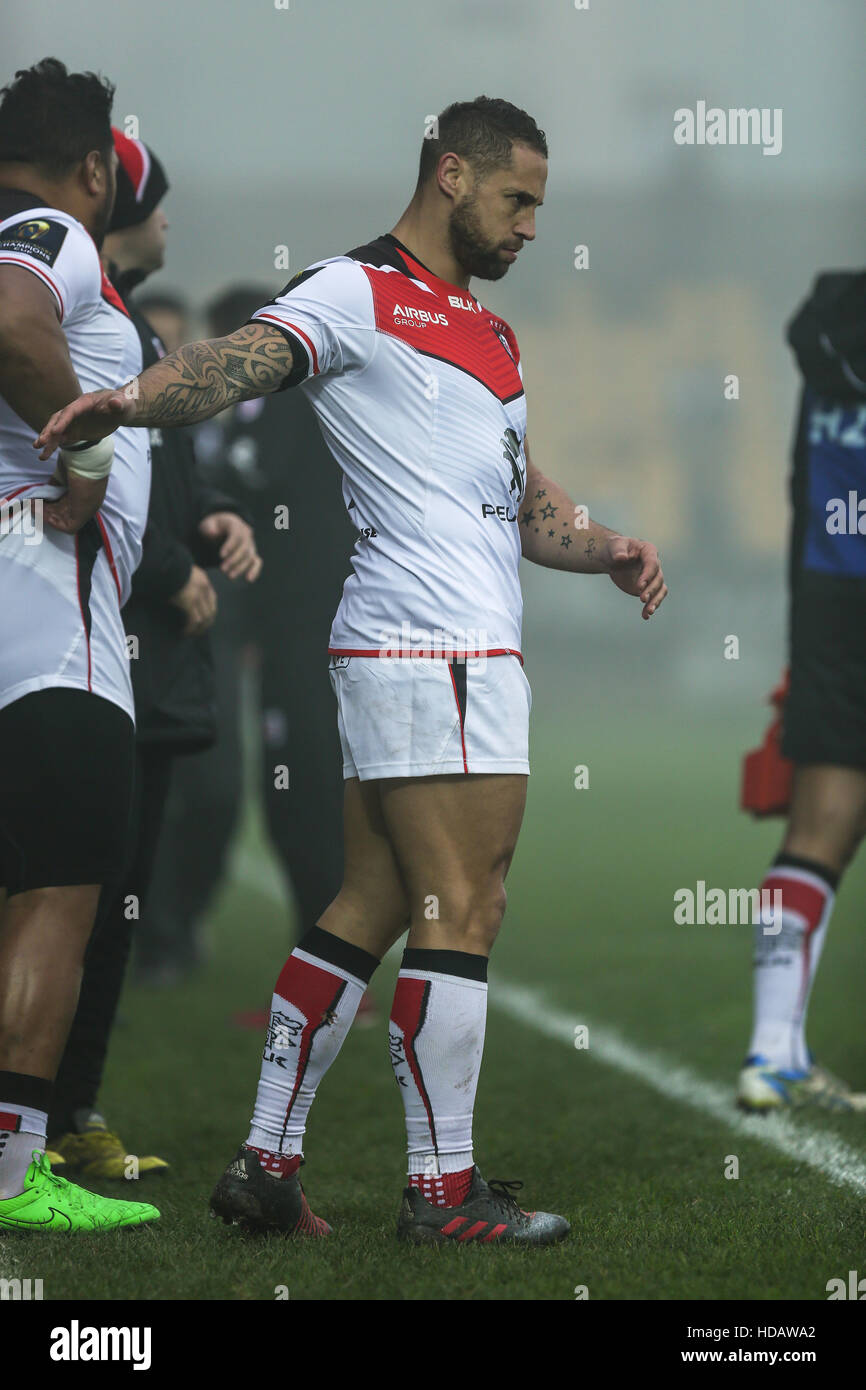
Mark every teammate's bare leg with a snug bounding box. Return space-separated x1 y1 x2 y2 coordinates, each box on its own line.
0 886 99 1077
0 887 97 1194
0 876 158 1228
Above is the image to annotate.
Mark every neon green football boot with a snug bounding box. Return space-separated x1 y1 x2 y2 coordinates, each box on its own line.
0 1151 160 1232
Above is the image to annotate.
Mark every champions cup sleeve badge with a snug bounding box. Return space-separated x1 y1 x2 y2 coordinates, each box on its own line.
16 219 51 240
0 217 68 267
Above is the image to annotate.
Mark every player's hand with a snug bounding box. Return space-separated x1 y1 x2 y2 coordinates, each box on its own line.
170 565 218 636
33 386 138 461
198 511 262 582
603 535 668 619
41 459 109 535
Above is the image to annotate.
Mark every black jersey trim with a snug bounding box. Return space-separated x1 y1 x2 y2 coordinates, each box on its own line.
344 233 415 276
0 187 48 221
245 318 310 389
381 232 437 276
74 518 103 644
275 264 326 298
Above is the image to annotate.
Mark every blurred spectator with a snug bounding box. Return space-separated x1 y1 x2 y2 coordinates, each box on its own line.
141 285 356 992
135 291 190 355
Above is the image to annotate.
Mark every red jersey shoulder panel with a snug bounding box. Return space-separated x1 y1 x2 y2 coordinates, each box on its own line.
360 263 523 405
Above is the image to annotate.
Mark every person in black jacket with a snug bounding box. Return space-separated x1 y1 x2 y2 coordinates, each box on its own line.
141 287 364 1020
46 130 261 1179
738 272 866 1114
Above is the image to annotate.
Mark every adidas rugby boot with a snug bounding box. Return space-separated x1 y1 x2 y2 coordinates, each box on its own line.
0 1151 160 1232
209 1145 331 1236
397 1166 570 1246
738 1054 866 1112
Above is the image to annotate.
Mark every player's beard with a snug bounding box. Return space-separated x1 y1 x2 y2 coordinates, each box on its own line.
91 174 116 250
448 193 512 282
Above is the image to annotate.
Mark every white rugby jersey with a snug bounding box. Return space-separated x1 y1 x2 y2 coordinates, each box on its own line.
0 194 150 717
251 234 529 659
0 198 151 605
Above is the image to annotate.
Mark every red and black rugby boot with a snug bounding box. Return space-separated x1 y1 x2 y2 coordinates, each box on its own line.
209 1145 330 1236
396 1166 569 1246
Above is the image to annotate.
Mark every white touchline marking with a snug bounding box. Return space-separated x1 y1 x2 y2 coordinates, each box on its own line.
233 849 866 1194
491 978 866 1197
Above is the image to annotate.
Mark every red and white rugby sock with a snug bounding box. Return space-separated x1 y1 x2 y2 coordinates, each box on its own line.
247 926 378 1172
389 948 487 1208
0 1073 50 1199
747 855 837 1072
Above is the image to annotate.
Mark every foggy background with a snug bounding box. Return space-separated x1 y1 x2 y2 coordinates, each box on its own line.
5 0 865 719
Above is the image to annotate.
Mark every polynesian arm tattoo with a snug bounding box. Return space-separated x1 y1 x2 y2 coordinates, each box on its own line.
129 323 295 428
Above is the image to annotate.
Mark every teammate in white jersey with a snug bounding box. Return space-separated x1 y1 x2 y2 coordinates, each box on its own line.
38 96 667 1245
0 60 157 1233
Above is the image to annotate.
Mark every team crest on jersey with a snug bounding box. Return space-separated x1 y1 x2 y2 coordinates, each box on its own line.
502 427 526 498
0 217 68 267
483 428 526 520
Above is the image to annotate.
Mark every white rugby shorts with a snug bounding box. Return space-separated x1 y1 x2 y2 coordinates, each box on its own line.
0 513 133 721
328 653 531 780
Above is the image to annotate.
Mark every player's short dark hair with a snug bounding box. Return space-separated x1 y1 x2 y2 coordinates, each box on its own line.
206 285 278 338
0 57 115 177
417 96 547 188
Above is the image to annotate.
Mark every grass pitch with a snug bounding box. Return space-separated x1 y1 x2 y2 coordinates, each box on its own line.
5 697 865 1301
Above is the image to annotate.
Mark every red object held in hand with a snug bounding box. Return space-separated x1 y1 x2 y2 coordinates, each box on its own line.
740 670 794 817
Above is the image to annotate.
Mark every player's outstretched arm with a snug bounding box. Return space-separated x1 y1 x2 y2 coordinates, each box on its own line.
34 323 294 459
518 442 668 619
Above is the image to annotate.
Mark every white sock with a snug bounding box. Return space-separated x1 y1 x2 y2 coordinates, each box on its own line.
389 949 487 1201
748 860 835 1072
0 1104 47 1199
247 928 377 1162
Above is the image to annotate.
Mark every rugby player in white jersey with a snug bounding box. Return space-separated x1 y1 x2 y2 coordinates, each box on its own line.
0 59 158 1231
38 97 667 1245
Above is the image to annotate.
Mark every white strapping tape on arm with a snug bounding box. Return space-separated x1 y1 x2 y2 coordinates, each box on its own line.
59 436 115 480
